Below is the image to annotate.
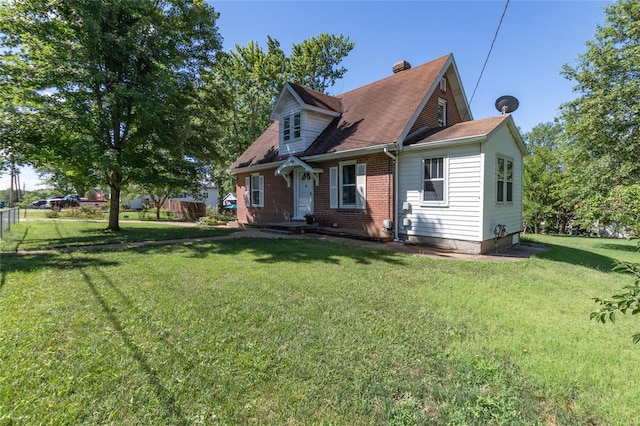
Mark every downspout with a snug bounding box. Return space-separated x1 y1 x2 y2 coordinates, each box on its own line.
383 147 400 242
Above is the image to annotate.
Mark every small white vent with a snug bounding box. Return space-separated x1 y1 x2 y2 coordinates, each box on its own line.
440 78 447 92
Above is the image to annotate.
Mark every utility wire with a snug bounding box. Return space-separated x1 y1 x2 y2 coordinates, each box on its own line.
467 0 510 110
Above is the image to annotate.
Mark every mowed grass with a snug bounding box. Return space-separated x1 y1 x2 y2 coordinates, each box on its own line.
1 226 639 424
0 219 238 252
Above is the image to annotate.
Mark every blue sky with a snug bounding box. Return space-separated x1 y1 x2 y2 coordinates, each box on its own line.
2 0 610 191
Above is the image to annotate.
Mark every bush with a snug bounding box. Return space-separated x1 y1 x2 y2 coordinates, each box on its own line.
198 216 218 226
63 207 105 219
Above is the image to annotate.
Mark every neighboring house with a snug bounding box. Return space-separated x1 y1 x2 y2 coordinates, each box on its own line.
171 188 219 209
222 192 237 207
128 188 219 210
228 54 527 254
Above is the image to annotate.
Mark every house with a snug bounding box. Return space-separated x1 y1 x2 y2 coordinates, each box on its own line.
128 188 219 211
228 54 527 254
171 187 219 210
222 192 237 207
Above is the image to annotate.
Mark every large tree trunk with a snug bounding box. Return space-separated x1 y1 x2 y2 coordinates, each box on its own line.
107 172 122 231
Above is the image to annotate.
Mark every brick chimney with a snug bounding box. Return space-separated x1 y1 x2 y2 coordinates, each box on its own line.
393 60 411 74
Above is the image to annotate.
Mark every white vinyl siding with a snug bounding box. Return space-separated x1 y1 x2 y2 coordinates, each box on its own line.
277 91 336 155
481 124 524 240
330 162 366 209
399 146 482 241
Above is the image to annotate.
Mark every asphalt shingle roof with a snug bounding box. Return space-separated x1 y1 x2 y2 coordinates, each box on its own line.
230 54 512 172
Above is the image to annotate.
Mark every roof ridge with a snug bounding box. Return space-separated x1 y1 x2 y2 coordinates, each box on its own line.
288 82 343 113
338 53 452 98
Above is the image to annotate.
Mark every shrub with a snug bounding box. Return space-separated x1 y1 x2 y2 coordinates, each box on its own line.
63 207 105 219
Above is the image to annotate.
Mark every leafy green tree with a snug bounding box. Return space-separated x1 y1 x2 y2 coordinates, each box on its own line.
209 33 355 193
130 150 205 220
522 122 576 234
561 0 640 225
289 33 355 92
0 0 222 230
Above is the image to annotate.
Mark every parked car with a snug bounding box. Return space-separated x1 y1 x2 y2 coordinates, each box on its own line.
49 194 108 210
44 196 64 209
31 199 47 208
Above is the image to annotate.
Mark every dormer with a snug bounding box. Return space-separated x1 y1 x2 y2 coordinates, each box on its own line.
271 83 342 155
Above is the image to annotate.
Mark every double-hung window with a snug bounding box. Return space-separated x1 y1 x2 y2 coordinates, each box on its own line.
496 157 513 203
341 163 357 206
282 113 301 142
283 117 291 141
329 162 366 209
422 157 447 205
244 174 264 208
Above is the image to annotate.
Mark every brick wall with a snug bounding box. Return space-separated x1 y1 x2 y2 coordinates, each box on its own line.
236 170 293 224
409 79 463 134
314 153 394 237
235 152 395 237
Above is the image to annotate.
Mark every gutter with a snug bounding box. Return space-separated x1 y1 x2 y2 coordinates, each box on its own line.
229 143 398 175
402 134 487 152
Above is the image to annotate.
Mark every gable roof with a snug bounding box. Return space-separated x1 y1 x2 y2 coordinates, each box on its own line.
288 83 343 113
230 54 475 172
404 114 527 155
270 83 342 120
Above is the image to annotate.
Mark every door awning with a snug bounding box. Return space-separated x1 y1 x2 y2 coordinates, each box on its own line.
275 156 323 187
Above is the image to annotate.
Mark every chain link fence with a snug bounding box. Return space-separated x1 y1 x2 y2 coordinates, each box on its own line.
0 207 20 239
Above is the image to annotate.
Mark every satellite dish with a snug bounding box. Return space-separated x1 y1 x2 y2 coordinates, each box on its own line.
495 95 519 114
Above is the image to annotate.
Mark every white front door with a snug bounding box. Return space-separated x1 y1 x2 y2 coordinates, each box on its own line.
294 170 314 219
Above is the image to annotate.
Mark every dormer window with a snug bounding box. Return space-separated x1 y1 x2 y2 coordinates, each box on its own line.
283 113 301 142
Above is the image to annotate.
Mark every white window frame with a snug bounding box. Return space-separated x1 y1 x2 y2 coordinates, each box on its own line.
245 174 264 208
283 116 291 141
282 112 302 143
330 162 366 209
340 161 357 208
496 155 514 204
438 98 447 127
421 156 448 206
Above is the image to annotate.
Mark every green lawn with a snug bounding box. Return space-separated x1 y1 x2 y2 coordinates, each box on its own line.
0 219 238 252
1 225 639 424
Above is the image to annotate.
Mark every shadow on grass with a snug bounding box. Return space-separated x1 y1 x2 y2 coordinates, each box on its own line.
532 241 618 272
596 242 639 253
129 237 408 266
0 252 121 296
2 220 239 252
77 259 186 423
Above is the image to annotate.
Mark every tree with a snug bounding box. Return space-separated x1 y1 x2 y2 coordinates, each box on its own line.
561 0 640 224
130 149 205 220
208 33 355 193
289 33 356 92
0 0 222 230
522 122 572 234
